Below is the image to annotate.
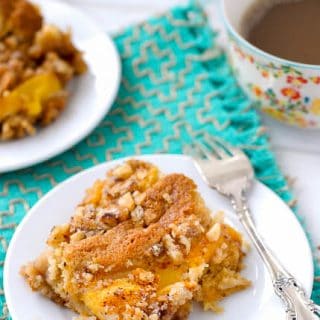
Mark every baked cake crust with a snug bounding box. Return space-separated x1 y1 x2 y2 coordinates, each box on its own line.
21 160 250 320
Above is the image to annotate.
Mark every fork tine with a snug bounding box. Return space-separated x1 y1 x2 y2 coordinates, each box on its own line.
185 141 219 161
205 137 230 159
227 144 246 157
195 140 224 161
206 135 245 157
196 141 217 160
184 142 206 160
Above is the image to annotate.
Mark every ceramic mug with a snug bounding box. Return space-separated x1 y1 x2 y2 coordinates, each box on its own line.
222 0 320 129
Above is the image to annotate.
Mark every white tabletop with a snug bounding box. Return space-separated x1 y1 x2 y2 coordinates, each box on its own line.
64 0 320 254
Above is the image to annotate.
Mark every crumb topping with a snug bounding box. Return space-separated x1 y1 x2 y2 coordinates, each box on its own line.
21 160 250 320
0 0 87 140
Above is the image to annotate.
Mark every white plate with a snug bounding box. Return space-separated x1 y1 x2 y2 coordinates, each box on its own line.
0 0 121 173
4 155 313 320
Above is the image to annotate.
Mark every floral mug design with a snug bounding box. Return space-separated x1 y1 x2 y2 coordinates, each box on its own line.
222 0 320 129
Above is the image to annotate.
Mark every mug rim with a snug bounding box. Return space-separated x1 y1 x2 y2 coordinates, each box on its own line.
221 0 320 71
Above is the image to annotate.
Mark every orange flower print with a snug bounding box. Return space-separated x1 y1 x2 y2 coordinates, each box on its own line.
233 43 254 63
286 76 308 86
262 107 286 122
234 45 245 59
252 85 263 97
261 70 269 78
281 87 301 100
311 76 320 84
286 76 293 83
297 76 307 84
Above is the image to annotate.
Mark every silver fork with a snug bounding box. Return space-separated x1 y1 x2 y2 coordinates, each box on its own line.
185 137 320 320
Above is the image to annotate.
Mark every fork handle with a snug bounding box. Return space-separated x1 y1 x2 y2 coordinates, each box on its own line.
232 196 320 320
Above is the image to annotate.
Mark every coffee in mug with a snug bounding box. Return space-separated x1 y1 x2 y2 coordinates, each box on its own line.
241 0 320 65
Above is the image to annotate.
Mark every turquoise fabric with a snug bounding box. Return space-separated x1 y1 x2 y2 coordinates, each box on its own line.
0 3 319 318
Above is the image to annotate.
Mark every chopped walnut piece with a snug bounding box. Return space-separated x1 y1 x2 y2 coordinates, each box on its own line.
40 91 68 126
39 52 74 84
212 243 229 264
162 234 183 263
136 169 148 180
150 243 163 257
178 235 191 254
82 272 93 282
187 263 208 283
206 223 221 242
168 282 193 306
162 193 172 203
47 223 70 247
132 191 146 205
70 231 85 242
0 69 16 95
98 206 120 226
133 269 155 285
1 115 36 140
112 163 133 180
131 205 144 223
118 192 135 211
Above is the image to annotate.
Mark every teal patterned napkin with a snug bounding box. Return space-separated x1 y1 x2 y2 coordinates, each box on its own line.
0 3 319 318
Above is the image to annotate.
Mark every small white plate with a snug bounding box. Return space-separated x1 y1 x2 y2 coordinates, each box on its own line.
0 0 121 173
4 155 313 320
